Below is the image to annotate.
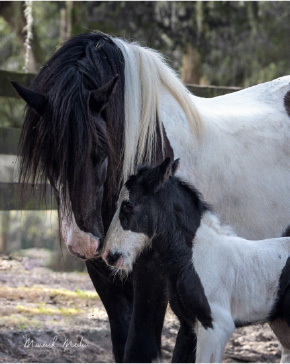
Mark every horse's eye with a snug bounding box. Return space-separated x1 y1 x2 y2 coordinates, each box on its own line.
122 201 133 213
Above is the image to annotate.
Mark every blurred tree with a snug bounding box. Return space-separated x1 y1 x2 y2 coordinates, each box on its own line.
0 211 10 253
1 1 289 87
0 1 46 72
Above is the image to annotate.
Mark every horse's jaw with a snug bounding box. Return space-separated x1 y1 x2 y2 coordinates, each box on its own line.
61 213 100 260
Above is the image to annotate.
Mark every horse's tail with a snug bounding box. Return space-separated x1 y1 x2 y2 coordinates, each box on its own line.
114 39 203 181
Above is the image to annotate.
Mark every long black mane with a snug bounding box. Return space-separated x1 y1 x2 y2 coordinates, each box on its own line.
19 32 125 227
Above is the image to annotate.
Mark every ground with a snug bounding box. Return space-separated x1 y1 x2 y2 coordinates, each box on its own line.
0 249 281 363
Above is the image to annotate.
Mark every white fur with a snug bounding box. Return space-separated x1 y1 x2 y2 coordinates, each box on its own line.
113 39 290 242
104 203 290 362
192 211 290 362
102 187 149 271
160 76 290 239
114 38 203 182
61 211 99 260
58 183 100 259
62 38 290 264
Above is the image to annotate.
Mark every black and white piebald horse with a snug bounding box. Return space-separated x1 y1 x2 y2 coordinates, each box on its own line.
103 158 290 363
12 31 290 362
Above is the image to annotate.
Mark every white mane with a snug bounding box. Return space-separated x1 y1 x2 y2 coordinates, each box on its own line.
201 210 237 237
114 38 203 182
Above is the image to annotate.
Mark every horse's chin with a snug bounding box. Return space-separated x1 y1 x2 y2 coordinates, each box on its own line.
66 232 100 260
115 258 133 273
101 250 133 273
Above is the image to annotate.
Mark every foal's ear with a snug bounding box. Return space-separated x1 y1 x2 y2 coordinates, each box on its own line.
146 157 175 191
171 159 180 175
11 81 47 116
158 157 173 182
158 157 179 180
88 75 119 117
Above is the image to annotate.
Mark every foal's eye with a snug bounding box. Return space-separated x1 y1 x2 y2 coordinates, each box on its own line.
122 201 134 213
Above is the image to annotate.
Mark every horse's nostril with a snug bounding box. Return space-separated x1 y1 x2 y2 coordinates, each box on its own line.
106 251 122 266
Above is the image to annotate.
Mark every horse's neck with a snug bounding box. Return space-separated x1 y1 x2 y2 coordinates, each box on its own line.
160 88 218 177
160 82 290 240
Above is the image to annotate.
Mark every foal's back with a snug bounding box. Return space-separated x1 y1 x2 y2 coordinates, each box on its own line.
193 214 290 325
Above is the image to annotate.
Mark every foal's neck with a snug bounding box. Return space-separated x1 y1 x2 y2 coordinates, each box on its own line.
153 180 206 274
152 196 214 328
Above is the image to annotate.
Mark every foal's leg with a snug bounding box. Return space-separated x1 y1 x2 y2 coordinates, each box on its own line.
196 310 235 363
172 321 197 363
123 249 168 363
86 259 133 363
169 292 196 362
270 319 290 363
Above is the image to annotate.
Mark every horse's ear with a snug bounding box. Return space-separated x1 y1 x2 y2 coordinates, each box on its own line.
171 159 180 175
11 81 46 116
88 75 119 116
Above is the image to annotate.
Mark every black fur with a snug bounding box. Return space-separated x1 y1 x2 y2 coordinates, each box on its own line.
269 256 290 327
15 32 125 233
120 158 213 330
282 224 290 238
284 90 290 118
14 32 177 363
268 224 290 327
171 320 197 363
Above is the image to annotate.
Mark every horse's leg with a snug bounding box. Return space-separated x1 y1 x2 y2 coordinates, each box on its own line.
123 249 168 363
86 259 133 363
171 321 197 363
270 319 290 363
196 311 235 363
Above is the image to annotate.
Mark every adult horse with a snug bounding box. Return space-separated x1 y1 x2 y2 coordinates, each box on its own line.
13 31 290 362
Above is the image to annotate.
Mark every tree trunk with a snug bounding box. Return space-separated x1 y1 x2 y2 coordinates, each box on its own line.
0 212 10 254
181 44 201 85
60 1 73 44
0 1 45 72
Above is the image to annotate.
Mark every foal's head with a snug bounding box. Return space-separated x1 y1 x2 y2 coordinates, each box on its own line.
103 157 206 271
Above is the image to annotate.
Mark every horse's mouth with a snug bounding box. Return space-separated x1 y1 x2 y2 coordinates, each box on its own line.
67 245 101 260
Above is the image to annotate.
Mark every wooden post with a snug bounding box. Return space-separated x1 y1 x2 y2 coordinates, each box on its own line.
182 44 202 84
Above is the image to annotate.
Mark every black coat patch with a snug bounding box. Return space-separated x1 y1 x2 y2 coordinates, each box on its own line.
269 256 290 327
285 90 290 117
121 160 213 330
170 264 213 329
282 224 290 237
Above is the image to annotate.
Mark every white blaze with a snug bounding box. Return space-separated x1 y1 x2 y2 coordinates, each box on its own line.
103 186 150 271
61 212 100 260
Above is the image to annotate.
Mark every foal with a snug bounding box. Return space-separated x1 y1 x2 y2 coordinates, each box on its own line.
102 158 290 363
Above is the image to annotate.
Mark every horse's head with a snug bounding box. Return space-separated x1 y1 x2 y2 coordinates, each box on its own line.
13 74 120 260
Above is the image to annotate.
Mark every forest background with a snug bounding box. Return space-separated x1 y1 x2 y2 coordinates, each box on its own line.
0 1 289 270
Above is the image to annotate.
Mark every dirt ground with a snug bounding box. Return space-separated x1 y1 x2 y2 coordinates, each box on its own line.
0 249 281 363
